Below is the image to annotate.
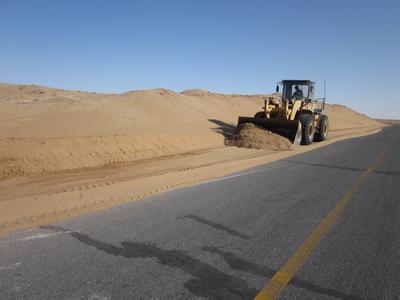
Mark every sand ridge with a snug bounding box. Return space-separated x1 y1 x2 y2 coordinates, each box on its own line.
0 83 382 178
0 83 384 235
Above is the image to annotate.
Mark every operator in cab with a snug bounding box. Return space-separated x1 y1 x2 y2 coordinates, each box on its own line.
293 85 304 100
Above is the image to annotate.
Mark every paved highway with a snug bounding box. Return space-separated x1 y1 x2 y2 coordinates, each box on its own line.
1 126 399 299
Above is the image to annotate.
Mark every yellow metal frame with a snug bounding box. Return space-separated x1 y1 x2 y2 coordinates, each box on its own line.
263 96 321 121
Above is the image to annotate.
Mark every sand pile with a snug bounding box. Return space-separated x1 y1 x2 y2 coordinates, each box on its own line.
225 123 293 151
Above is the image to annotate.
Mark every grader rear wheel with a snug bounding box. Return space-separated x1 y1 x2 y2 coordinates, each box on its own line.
315 114 329 141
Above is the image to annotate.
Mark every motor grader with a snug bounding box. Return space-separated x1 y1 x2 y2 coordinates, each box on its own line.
238 80 329 145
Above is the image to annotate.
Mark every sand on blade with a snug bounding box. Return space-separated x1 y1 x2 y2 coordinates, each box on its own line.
225 123 294 151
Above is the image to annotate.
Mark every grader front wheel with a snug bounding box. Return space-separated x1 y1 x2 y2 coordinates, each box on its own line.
299 114 315 145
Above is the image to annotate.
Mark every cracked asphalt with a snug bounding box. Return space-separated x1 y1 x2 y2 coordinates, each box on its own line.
1 126 399 299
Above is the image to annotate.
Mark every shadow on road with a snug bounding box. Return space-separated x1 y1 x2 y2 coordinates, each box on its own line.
42 225 360 300
42 225 256 299
203 246 361 300
180 214 250 239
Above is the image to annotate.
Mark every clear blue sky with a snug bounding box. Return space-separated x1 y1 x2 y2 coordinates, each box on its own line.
1 0 399 118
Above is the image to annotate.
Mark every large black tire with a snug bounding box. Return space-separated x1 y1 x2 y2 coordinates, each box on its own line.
314 114 329 142
254 111 265 118
298 114 315 145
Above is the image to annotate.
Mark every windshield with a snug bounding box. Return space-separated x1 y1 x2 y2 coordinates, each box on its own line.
283 84 309 101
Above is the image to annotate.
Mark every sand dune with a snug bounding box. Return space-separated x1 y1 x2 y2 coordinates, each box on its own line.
0 83 382 178
0 83 384 235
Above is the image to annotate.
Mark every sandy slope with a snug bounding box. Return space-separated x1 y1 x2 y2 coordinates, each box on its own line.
0 83 381 178
0 83 383 235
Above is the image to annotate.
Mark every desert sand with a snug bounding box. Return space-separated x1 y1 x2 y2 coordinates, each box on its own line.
0 83 383 235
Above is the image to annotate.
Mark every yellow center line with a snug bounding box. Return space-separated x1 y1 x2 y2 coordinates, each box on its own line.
255 139 395 300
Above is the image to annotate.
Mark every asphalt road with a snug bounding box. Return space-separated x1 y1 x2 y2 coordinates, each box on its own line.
1 126 399 299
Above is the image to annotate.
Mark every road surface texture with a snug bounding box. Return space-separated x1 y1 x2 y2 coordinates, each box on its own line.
1 126 399 299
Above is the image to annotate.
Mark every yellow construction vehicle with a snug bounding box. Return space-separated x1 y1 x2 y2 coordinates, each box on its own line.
238 80 329 145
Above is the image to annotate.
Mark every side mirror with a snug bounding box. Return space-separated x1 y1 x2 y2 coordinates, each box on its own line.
276 85 279 92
